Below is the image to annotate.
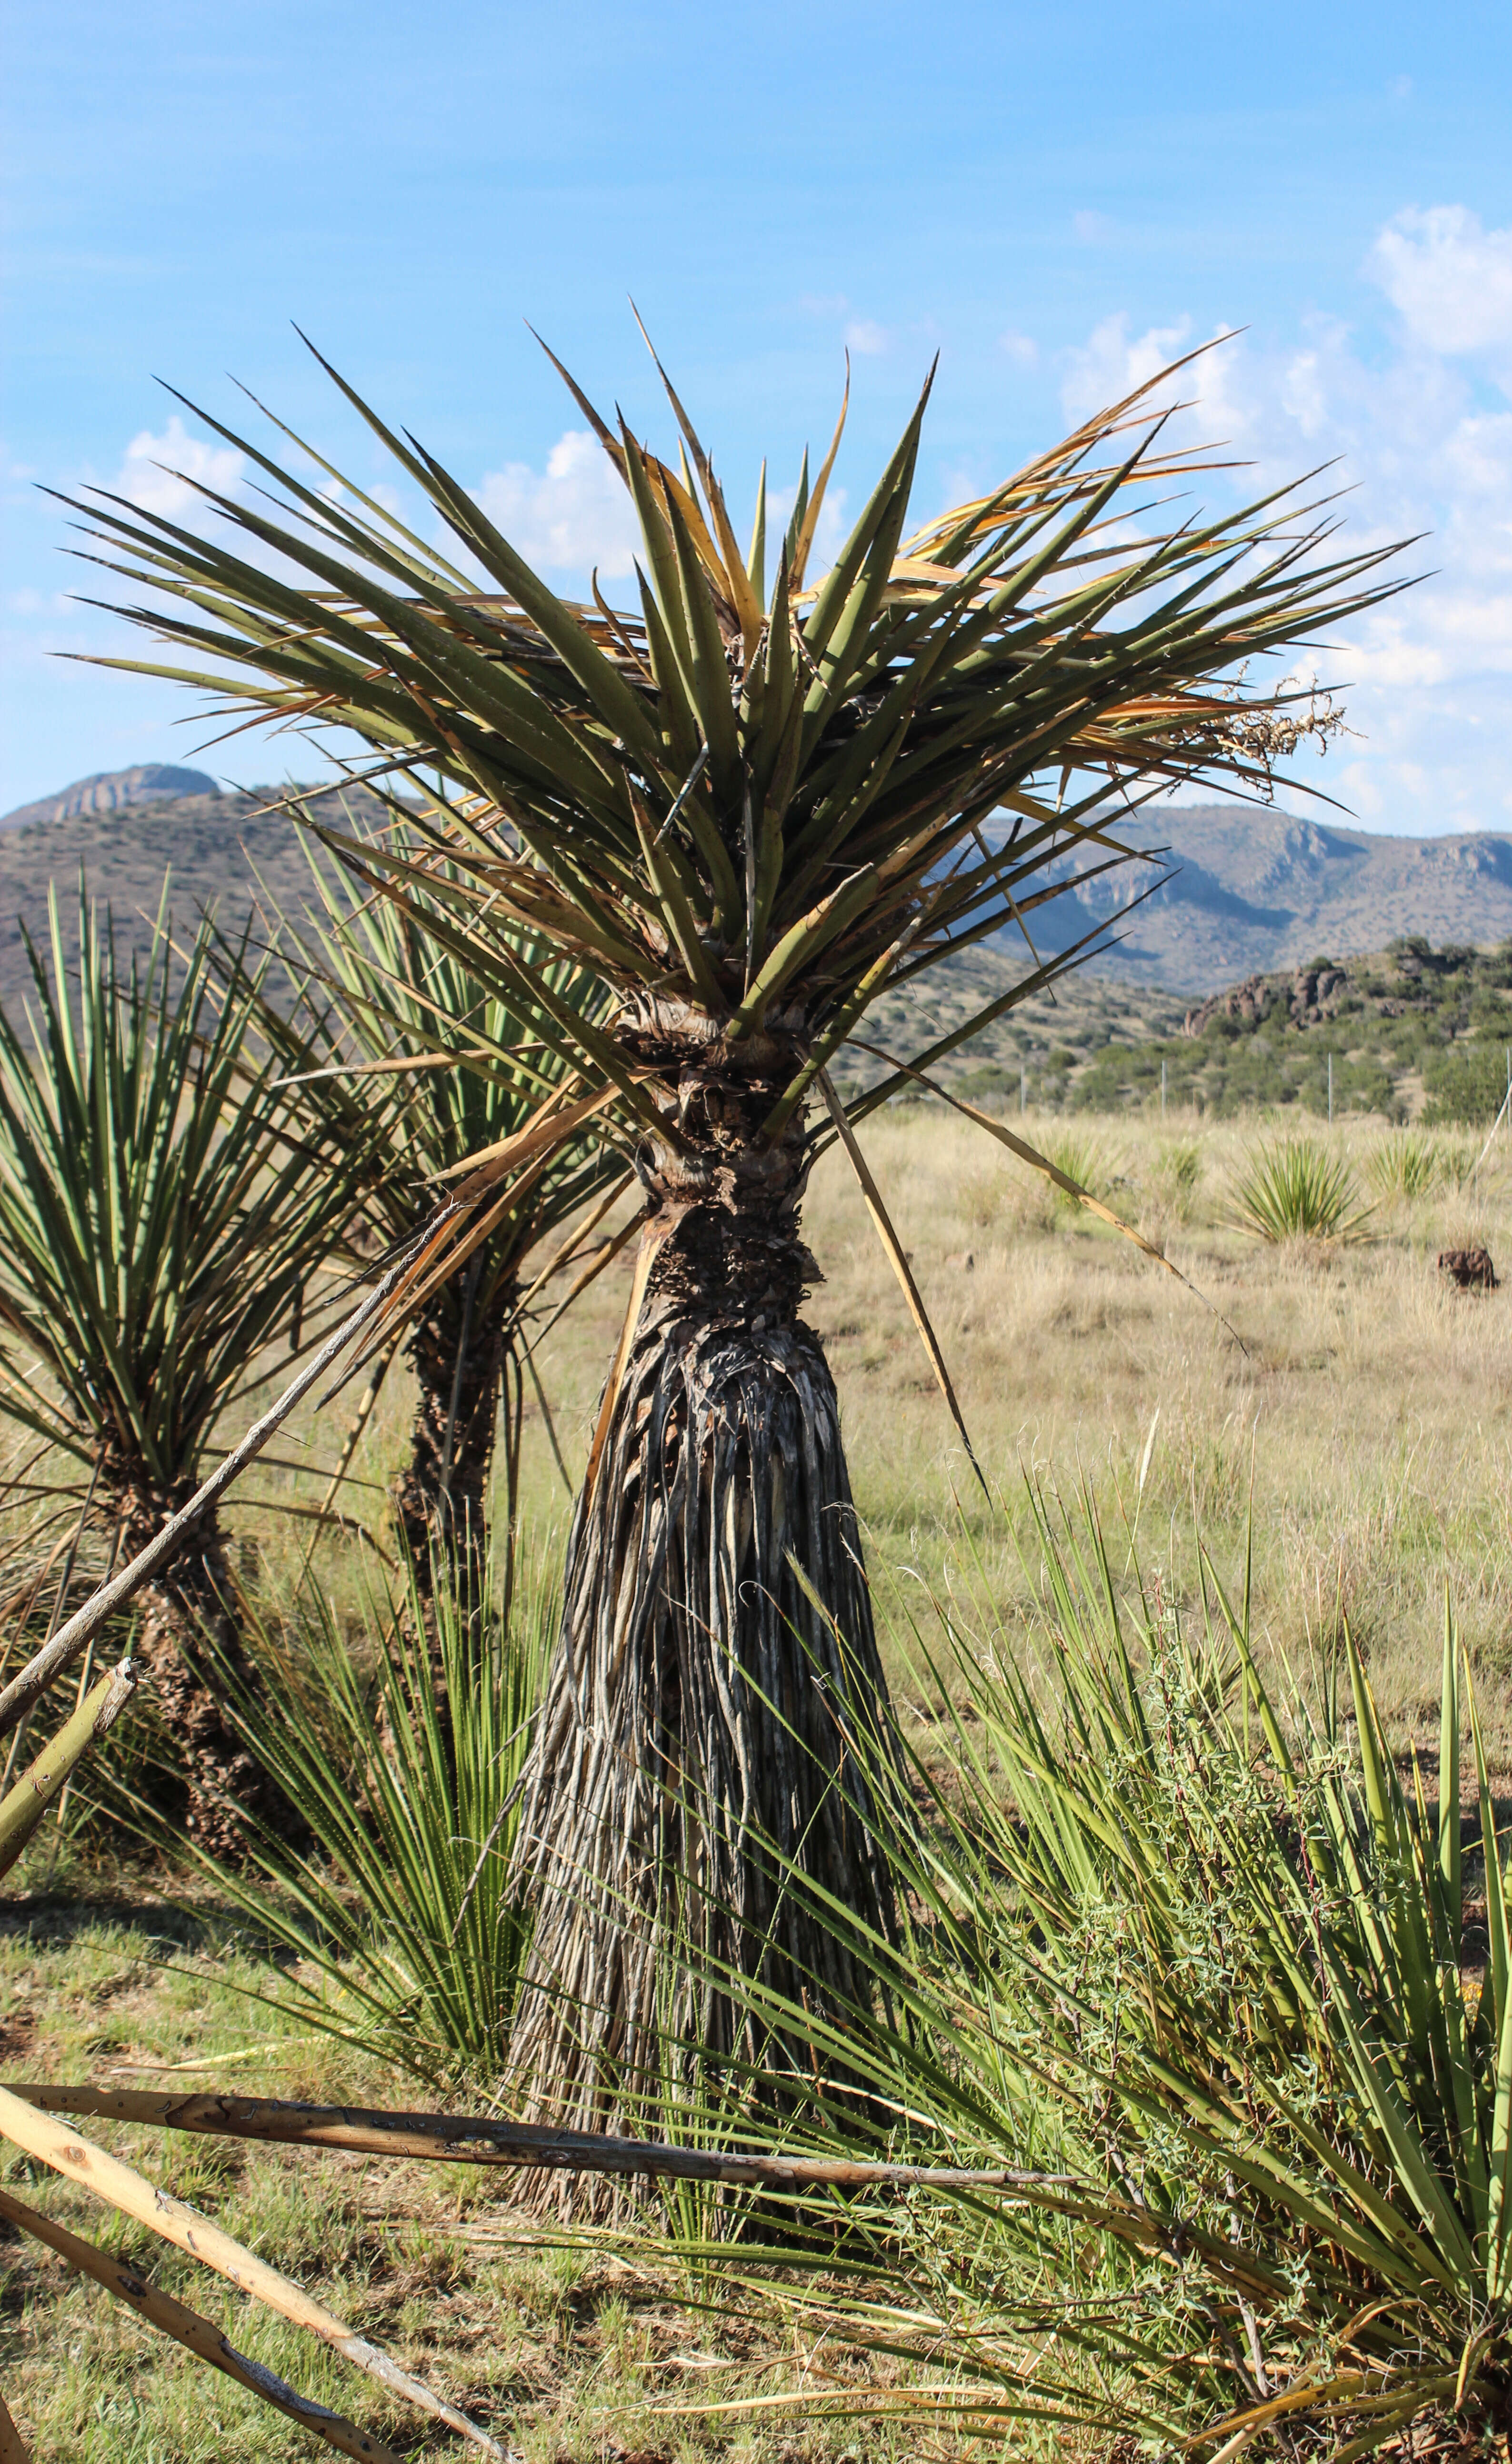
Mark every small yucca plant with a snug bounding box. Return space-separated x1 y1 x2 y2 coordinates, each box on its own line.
1153 1133 1203 1215
1223 1133 1372 1242
1365 1126 1442 1201
236 829 621 1616
1044 1127 1109 1208
0 887 370 1851
667 1499 1512 2457
184 1543 553 2082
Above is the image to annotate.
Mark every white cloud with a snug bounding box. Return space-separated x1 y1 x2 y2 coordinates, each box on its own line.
999 330 1039 369
1051 215 1512 836
1072 210 1113 246
475 429 639 580
476 427 852 591
1368 206 1512 363
112 414 243 517
844 319 890 358
1060 313 1193 425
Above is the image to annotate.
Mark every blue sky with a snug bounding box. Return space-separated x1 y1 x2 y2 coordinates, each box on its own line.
4 0 1511 832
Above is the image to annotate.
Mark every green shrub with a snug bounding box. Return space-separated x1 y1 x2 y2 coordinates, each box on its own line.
1422 1041 1512 1126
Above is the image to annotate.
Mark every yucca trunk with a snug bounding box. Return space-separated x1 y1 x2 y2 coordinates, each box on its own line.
110 1469 286 1860
507 1008 899 2145
391 1266 515 1620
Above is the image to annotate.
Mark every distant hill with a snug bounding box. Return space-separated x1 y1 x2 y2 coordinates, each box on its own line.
850 937 1512 1126
0 764 219 834
0 774 390 1017
1033 803 1512 992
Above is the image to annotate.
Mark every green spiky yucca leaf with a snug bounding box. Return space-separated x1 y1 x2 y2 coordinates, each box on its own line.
1365 1127 1443 1202
173 1543 555 2083
56 334 1414 1165
0 885 369 1499
1224 1133 1374 1242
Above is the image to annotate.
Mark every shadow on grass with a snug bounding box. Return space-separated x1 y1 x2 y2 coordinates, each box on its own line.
0 1880 299 1967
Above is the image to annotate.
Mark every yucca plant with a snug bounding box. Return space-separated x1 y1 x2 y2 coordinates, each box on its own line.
1224 1132 1373 1242
1152 1132 1203 1216
238 829 623 1617
181 1544 553 2081
668 1502 1512 2456
62 329 1409 2123
1042 1126 1109 1208
1365 1126 1442 1202
0 886 369 1853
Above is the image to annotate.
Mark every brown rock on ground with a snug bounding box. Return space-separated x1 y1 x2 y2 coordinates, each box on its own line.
1439 1245 1499 1291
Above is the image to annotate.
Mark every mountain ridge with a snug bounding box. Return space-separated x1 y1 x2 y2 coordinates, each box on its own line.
1029 802 1512 989
8 770 1512 1013
0 776 391 1017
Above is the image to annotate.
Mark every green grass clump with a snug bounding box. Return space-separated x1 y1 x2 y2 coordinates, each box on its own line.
1149 1133 1203 1219
1043 1127 1107 1205
1223 1134 1372 1242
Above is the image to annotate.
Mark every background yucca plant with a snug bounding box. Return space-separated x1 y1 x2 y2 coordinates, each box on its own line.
670 1502 1512 2457
1042 1126 1110 1208
183 1543 553 2082
1224 1132 1373 1242
0 886 368 1852
65 326 1410 2133
238 828 623 1620
1364 1125 1444 1202
1146 1131 1204 1226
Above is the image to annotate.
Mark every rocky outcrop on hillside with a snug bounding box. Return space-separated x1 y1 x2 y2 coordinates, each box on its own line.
1182 962 1352 1037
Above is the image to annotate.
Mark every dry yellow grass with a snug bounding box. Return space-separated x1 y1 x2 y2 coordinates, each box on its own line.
0 1897 932 2460
499 1105 1512 1761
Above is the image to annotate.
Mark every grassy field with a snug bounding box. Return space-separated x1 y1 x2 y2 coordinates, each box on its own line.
5 1097 1512 2454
